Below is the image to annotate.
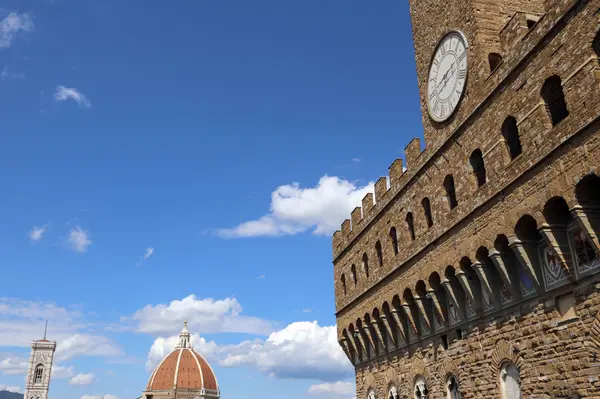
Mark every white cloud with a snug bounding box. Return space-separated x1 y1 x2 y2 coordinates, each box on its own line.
308 381 355 398
145 321 353 383
66 226 92 252
29 224 49 242
215 175 374 238
1 66 25 80
0 298 123 367
52 364 74 379
146 333 219 372
0 355 73 379
0 356 28 375
54 85 91 109
0 12 34 49
219 321 353 382
0 385 20 393
81 395 117 399
69 373 95 385
352 158 361 163
125 294 274 337
143 247 154 259
55 334 123 362
137 247 154 267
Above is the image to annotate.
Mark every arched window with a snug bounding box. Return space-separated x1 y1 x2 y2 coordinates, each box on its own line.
414 376 428 399
406 213 415 241
34 365 43 384
362 253 369 278
447 375 461 399
489 53 503 72
469 149 486 187
390 227 399 255
389 386 399 399
502 116 522 160
422 197 433 228
500 362 522 399
351 264 357 286
375 240 383 267
444 175 458 209
341 274 347 295
541 75 569 125
368 389 376 399
593 30 600 56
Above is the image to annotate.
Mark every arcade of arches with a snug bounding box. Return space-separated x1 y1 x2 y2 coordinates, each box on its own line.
341 174 600 399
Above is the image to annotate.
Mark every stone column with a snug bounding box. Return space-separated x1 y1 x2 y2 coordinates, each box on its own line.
427 288 447 329
508 237 544 294
538 223 575 279
571 204 600 254
472 260 502 309
379 314 397 347
488 250 520 298
441 278 465 322
370 320 387 352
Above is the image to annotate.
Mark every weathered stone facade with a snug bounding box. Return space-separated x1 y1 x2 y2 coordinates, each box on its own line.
332 0 600 397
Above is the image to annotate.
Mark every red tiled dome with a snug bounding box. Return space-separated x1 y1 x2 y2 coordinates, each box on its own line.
146 347 218 391
145 322 218 394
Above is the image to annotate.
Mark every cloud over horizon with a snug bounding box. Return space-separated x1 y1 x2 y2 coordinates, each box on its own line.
125 294 275 337
145 320 352 383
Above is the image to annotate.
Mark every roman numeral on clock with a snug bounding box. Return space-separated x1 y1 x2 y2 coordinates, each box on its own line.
458 68 466 80
458 51 466 63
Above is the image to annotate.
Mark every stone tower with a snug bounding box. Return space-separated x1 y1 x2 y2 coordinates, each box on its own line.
23 329 56 399
332 0 600 396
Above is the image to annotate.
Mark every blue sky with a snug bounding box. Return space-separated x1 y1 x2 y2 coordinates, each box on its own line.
0 1 422 398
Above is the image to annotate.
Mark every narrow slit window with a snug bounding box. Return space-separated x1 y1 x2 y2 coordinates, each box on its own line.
502 116 522 160
444 175 458 209
469 149 487 187
375 240 383 267
541 75 569 125
390 227 399 255
422 197 433 228
406 213 415 241
362 253 369 278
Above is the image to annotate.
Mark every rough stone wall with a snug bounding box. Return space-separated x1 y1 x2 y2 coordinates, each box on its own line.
333 0 600 313
332 0 600 397
354 283 600 398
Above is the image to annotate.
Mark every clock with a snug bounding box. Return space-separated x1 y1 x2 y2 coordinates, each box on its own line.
426 30 468 123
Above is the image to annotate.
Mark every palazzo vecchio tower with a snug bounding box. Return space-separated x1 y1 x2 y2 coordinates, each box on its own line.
331 0 600 397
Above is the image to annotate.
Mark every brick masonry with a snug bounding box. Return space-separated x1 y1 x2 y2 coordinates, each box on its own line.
331 0 600 397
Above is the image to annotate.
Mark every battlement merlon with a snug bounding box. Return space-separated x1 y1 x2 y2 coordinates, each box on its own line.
332 136 426 258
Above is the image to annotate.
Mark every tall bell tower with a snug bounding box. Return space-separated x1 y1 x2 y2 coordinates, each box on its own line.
407 0 546 150
23 325 56 399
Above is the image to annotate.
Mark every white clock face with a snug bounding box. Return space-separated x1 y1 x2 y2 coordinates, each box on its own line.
427 31 468 122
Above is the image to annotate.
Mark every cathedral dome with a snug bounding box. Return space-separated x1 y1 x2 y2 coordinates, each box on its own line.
145 322 219 398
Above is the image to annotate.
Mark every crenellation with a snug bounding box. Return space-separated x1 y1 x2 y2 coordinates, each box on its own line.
374 177 389 204
362 193 374 215
388 159 405 189
341 219 351 238
404 138 422 171
351 207 363 231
